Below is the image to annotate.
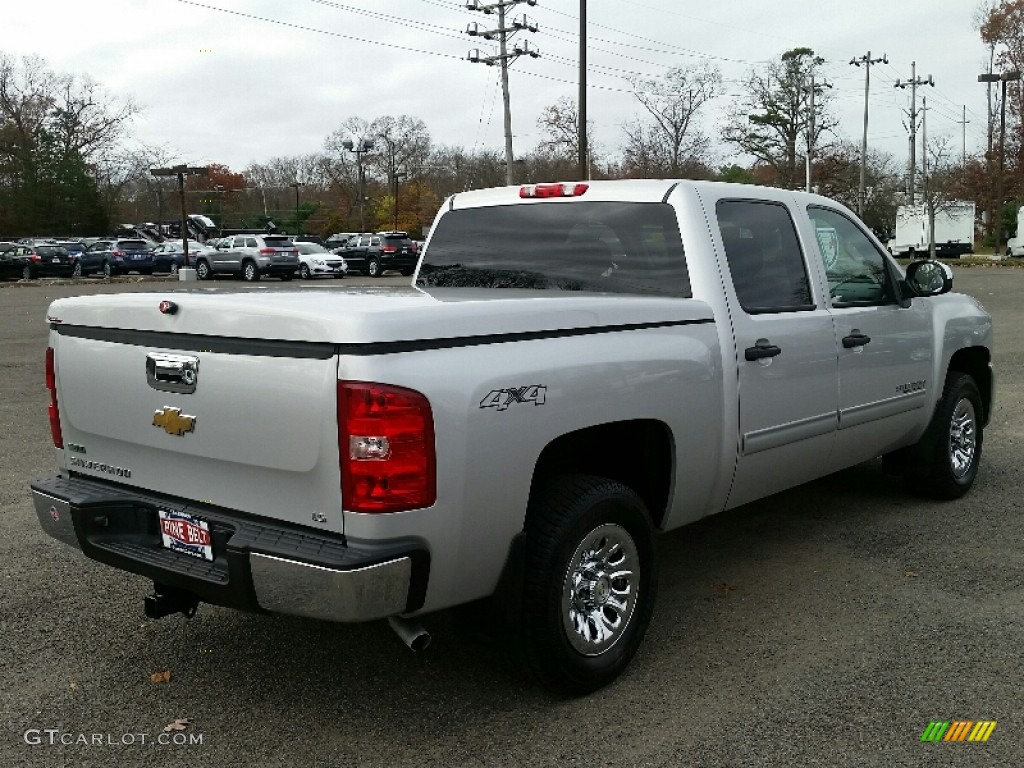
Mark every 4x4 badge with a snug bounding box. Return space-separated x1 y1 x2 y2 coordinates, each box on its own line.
153 407 197 436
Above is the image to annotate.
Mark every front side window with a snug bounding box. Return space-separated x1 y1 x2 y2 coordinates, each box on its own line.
418 201 690 296
716 200 813 313
808 207 895 306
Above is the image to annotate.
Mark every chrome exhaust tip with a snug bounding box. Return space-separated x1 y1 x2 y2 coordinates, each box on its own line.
388 615 431 652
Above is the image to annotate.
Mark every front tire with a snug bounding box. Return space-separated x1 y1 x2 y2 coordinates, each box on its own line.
195 260 211 280
902 373 984 499
300 264 311 279
519 475 657 695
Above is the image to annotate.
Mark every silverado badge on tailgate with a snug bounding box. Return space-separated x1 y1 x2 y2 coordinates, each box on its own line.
152 407 196 436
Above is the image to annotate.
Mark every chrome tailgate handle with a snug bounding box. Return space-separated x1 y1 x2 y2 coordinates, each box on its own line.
146 353 199 394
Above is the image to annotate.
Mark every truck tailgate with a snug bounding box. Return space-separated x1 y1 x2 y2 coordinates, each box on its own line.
51 327 342 532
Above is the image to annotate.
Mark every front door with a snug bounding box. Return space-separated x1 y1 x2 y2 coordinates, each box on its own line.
715 198 839 510
805 206 934 466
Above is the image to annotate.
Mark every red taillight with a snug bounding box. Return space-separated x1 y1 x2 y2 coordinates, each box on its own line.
338 381 435 513
45 347 63 448
519 182 589 198
258 248 276 255
381 245 397 253
112 250 124 258
30 253 42 262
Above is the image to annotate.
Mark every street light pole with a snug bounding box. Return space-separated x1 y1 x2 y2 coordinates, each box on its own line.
978 70 1021 255
342 139 374 231
150 164 208 264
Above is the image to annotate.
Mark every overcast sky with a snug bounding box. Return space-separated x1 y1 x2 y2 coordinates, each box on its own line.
5 0 994 175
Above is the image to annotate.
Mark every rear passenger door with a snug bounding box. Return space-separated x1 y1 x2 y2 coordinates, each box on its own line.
715 199 839 509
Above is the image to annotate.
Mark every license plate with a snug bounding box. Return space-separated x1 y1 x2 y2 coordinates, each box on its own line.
52 257 61 263
158 509 213 561
133 254 144 260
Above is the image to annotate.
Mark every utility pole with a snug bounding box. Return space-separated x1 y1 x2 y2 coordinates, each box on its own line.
850 51 887 215
803 75 832 193
958 106 969 166
466 0 540 185
894 62 934 204
578 0 587 181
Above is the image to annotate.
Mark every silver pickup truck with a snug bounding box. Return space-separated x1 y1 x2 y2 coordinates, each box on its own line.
31 180 993 694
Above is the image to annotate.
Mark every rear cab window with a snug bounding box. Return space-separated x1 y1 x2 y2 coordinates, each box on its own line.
418 201 691 297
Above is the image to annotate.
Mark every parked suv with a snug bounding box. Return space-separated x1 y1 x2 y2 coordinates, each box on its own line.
195 234 297 281
85 238 155 276
340 231 418 277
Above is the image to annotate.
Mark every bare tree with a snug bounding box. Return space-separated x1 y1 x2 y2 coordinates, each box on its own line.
920 136 969 258
625 62 720 177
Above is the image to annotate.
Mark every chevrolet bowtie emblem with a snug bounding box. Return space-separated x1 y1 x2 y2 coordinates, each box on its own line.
152 407 196 436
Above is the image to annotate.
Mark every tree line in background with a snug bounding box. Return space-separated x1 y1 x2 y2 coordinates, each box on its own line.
3 2 1024 244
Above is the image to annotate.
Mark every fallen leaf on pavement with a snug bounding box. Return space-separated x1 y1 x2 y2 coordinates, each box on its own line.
150 670 172 683
163 718 190 733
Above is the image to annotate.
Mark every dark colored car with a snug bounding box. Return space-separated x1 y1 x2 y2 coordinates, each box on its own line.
0 243 75 280
151 241 204 273
339 231 418 277
54 241 91 276
84 238 155 276
325 232 358 252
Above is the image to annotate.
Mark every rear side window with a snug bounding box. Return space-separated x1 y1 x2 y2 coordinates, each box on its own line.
419 201 691 297
716 200 813 313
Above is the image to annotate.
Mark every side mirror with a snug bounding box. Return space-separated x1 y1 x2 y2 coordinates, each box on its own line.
902 259 953 299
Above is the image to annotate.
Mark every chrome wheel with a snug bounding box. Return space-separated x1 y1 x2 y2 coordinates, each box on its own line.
72 261 82 278
196 261 209 280
170 262 179 275
561 523 639 656
949 398 977 478
243 262 258 281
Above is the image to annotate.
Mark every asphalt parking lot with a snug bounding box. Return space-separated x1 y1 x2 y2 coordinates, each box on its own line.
2 268 1023 767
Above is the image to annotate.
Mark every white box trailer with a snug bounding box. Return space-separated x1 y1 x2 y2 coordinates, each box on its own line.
1004 207 1024 256
890 201 975 257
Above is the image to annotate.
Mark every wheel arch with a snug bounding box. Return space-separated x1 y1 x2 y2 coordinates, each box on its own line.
948 346 992 426
528 419 674 530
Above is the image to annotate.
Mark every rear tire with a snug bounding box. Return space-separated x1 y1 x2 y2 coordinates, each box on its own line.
368 258 383 278
400 267 415 277
279 272 293 281
102 261 111 278
242 261 260 282
518 475 657 695
21 265 33 280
